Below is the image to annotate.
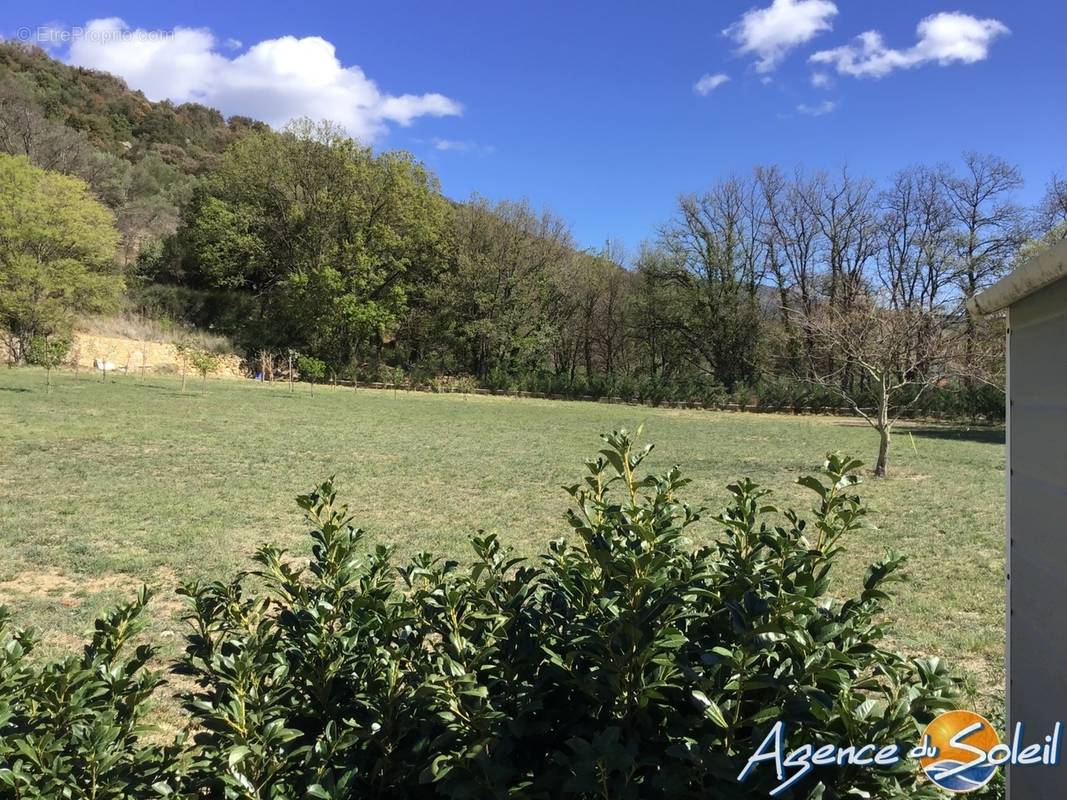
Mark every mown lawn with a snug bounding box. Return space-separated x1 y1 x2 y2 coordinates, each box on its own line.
0 368 1005 716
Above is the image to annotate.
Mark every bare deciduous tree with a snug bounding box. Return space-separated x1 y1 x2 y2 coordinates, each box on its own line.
1037 174 1067 241
802 167 878 313
943 152 1029 299
878 166 954 313
758 166 824 372
799 299 961 476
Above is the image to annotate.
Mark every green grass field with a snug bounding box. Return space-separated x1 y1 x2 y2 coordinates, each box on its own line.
0 367 1006 714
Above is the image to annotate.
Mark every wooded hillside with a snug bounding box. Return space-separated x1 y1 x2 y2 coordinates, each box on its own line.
7 41 1067 455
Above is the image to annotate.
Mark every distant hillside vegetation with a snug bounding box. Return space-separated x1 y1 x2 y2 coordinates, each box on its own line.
0 41 266 174
0 42 270 266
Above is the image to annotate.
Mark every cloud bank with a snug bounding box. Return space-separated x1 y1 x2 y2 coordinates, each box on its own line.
810 12 1009 78
66 18 462 142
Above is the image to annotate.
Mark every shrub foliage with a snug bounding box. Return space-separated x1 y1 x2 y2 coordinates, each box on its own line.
0 432 972 798
0 589 184 798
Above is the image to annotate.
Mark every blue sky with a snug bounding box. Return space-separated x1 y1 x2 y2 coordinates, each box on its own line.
7 1 1066 251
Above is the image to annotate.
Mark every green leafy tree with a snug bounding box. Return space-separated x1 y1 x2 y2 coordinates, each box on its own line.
188 347 220 392
23 335 69 391
173 340 190 393
177 119 451 369
440 196 575 378
0 153 122 361
631 244 698 384
657 178 766 388
295 353 326 394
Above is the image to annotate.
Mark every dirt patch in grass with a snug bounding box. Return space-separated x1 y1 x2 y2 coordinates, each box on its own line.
0 566 191 613
38 630 85 652
0 571 130 607
147 568 191 630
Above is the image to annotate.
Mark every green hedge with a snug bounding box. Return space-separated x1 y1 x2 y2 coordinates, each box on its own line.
373 368 1004 422
0 432 993 798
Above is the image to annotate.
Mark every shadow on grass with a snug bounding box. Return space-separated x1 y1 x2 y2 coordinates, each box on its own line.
0 386 31 393
116 379 221 396
130 381 202 394
907 426 1005 445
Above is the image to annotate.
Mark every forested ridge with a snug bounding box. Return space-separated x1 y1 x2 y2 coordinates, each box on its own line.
0 40 263 168
4 40 1067 429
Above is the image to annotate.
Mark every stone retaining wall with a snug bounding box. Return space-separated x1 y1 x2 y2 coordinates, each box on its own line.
68 332 244 378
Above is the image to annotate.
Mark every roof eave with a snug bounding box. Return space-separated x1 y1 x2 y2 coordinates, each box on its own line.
968 239 1067 316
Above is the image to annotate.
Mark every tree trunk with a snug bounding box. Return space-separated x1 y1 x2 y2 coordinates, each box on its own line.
875 426 890 477
874 379 890 477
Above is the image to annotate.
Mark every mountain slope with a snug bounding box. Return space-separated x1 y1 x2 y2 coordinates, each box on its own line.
0 41 266 174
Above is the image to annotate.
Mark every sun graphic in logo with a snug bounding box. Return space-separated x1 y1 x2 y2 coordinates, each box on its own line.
920 710 1000 793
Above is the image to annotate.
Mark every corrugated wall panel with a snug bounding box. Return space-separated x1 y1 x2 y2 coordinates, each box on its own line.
1008 273 1067 798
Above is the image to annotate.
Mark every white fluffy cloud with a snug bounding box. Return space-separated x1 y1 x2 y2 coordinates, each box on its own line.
431 138 493 155
724 0 838 73
810 12 1009 78
65 18 462 142
693 73 730 95
796 100 836 116
433 138 469 151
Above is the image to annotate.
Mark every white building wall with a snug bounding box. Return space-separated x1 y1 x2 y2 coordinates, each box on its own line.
1007 273 1067 798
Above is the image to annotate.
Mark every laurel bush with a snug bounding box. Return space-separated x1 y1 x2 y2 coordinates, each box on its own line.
0 431 973 798
0 589 185 798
